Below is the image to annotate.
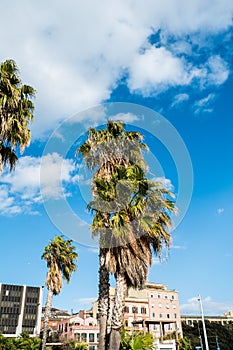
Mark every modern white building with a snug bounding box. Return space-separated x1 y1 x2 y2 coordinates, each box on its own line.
0 283 43 337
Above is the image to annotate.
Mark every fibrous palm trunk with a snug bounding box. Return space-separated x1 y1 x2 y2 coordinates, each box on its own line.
41 287 53 350
98 248 110 350
108 272 126 350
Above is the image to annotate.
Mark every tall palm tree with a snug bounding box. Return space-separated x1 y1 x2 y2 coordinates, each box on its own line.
41 235 78 350
78 121 175 350
78 121 148 350
0 59 35 172
91 164 174 350
107 179 175 350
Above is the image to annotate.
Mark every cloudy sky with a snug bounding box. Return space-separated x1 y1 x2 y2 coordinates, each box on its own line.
1 0 233 316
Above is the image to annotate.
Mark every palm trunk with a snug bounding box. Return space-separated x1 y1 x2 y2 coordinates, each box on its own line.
98 248 110 350
42 287 53 350
108 272 127 350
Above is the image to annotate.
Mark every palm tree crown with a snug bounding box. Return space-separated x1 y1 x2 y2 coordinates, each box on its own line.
42 235 78 294
41 235 78 350
0 59 35 172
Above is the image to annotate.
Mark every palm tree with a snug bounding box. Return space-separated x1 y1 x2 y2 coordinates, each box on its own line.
78 121 175 350
91 166 174 350
0 59 35 172
41 235 78 350
78 121 148 350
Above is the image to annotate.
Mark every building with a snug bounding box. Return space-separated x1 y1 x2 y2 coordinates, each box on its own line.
93 281 182 340
58 314 99 350
0 283 43 337
40 307 71 335
46 281 181 350
181 311 233 326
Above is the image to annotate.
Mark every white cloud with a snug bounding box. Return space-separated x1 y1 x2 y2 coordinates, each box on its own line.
110 112 140 123
0 0 232 136
153 177 174 191
0 154 76 215
128 46 190 95
217 208 224 215
194 93 216 114
75 297 96 305
171 244 186 250
171 93 189 108
207 56 229 86
180 296 233 315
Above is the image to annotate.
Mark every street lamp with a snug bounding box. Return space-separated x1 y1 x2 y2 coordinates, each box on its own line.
197 295 209 350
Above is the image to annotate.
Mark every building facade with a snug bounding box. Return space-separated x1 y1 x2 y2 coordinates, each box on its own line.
47 282 182 350
93 281 182 340
58 314 99 350
0 283 43 337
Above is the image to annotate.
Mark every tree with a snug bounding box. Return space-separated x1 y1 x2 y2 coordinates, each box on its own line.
78 121 149 350
41 235 78 350
78 121 175 350
0 59 35 172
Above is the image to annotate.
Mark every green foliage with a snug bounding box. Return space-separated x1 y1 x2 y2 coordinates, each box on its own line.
0 332 41 350
176 336 192 350
120 329 155 350
182 321 233 350
0 59 35 172
42 235 78 292
56 338 88 350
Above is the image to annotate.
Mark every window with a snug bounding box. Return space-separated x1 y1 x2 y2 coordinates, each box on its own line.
152 313 155 318
165 295 168 299
166 304 170 309
158 294 161 299
173 305 176 309
174 313 177 319
159 314 162 318
89 333 95 342
141 307 146 314
132 307 138 314
81 333 87 342
150 294 154 298
123 306 129 313
171 295 175 300
74 333 81 341
151 304 154 308
159 303 162 308
167 314 170 319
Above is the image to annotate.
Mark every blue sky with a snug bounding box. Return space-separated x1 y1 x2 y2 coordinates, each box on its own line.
0 0 233 316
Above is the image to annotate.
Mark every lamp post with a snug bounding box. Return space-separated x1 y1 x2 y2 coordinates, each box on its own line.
197 295 209 350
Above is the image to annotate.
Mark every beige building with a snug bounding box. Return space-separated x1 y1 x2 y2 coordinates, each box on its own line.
93 281 182 340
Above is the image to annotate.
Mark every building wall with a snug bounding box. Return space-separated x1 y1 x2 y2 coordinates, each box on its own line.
59 315 99 350
0 283 43 337
122 282 182 338
93 282 182 339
